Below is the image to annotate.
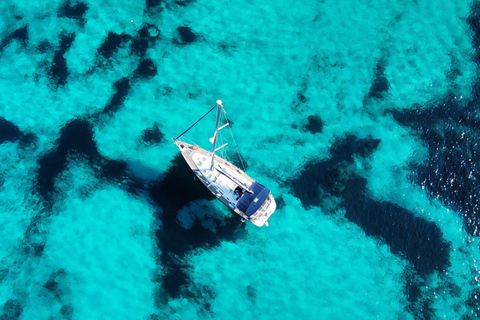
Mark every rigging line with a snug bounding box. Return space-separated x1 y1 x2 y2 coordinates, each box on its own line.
175 104 217 140
178 135 195 145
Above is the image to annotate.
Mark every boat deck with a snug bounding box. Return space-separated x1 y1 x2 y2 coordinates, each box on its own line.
174 139 276 226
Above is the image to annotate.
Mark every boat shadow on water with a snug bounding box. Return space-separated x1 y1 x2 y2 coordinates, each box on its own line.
147 153 247 305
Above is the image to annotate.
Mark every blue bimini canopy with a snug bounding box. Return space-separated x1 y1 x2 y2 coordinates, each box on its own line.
236 182 271 217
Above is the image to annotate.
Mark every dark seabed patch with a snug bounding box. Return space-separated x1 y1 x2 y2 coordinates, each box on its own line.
148 154 245 303
290 133 450 276
59 304 74 320
464 287 480 319
141 123 165 145
297 90 308 104
39 268 75 318
11 25 28 45
468 2 480 64
58 1 89 26
246 285 257 302
5 112 139 310
102 77 132 114
291 86 309 111
176 26 197 44
20 118 131 279
50 33 75 86
403 270 458 320
144 0 163 15
22 118 233 316
344 175 450 275
97 31 131 60
0 25 28 53
0 269 7 282
384 2 480 236
290 134 380 208
405 274 422 307
275 195 285 210
37 118 97 198
389 97 480 236
100 159 128 182
0 299 22 320
130 24 160 57
44 269 68 302
367 58 389 100
21 214 48 256
133 58 157 80
175 0 196 6
37 40 52 54
146 0 162 9
0 117 36 147
303 115 324 134
36 118 127 199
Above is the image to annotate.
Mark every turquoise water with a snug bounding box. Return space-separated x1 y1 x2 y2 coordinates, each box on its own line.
1 0 480 319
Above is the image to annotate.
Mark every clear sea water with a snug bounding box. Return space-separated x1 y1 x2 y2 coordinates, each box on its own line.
1 0 480 319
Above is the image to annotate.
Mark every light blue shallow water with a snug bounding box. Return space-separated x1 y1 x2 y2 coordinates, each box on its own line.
0 0 480 319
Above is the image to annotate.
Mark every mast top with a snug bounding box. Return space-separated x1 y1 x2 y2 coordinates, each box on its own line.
216 100 223 107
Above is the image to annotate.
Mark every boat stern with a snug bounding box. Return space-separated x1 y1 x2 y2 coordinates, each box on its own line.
249 194 277 227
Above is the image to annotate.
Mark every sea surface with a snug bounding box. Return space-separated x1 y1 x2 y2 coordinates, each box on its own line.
0 0 480 319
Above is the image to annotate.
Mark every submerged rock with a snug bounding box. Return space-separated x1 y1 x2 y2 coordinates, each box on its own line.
303 115 324 134
177 26 197 44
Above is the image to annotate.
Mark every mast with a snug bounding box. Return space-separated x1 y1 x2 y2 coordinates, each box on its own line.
210 100 223 169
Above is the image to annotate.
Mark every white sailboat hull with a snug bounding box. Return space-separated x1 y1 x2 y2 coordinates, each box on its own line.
174 140 276 227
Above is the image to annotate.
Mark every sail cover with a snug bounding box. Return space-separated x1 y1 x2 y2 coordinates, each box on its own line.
236 182 270 217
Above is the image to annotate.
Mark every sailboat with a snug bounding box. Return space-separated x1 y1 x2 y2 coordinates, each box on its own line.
173 100 276 227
